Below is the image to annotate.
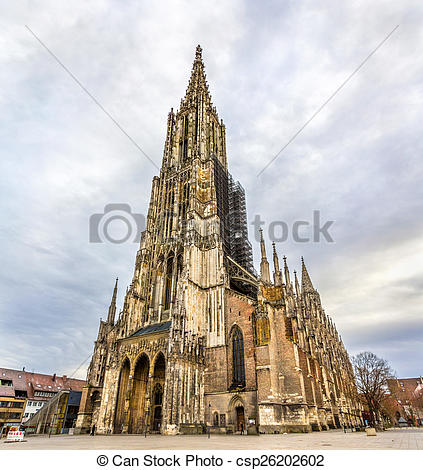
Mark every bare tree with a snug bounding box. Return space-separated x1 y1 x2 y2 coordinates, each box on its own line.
352 351 395 426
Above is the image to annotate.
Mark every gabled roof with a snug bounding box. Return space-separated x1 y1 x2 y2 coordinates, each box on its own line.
25 371 85 398
129 321 171 338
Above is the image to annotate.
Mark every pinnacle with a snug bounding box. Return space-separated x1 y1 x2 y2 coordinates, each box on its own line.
301 257 315 293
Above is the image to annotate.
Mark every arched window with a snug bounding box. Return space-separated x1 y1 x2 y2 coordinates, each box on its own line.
164 256 174 310
232 327 246 387
213 412 219 426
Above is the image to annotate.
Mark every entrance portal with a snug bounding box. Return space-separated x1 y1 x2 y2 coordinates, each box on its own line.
150 353 165 433
153 405 162 432
129 354 149 434
236 406 245 433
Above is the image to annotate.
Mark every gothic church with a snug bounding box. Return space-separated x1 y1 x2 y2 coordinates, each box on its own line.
75 46 362 435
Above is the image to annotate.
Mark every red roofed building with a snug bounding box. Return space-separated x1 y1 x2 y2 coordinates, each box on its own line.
0 366 86 433
0 368 28 432
385 377 423 426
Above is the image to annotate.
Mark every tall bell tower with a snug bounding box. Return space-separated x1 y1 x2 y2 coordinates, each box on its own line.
99 45 253 434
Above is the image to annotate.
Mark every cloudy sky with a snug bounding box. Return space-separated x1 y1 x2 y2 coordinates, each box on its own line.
1 0 422 379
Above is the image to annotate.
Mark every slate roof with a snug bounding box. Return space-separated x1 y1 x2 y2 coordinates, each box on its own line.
130 321 171 338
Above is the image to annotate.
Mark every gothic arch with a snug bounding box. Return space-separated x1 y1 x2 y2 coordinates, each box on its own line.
114 358 130 433
151 350 167 367
129 353 150 434
151 352 166 432
227 394 245 412
227 395 246 432
132 351 152 371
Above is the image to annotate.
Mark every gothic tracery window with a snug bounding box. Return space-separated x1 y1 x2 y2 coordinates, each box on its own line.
232 327 246 387
164 256 174 310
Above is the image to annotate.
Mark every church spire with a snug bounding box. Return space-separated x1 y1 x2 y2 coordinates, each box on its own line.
182 44 212 109
168 45 226 167
301 257 315 293
107 278 118 325
259 229 271 283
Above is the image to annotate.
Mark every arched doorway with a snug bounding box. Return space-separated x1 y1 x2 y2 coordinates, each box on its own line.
90 391 101 431
236 406 245 433
114 359 130 433
129 354 150 434
228 395 246 434
151 353 166 432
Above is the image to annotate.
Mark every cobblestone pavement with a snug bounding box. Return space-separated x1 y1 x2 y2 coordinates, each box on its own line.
1 428 422 450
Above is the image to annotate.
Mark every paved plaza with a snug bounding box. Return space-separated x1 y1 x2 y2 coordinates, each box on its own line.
1 428 422 450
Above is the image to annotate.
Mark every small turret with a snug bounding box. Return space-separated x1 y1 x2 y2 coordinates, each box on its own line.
283 256 291 287
259 229 271 283
272 242 283 286
294 270 300 297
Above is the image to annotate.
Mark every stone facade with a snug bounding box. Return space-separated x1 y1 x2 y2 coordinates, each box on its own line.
75 45 362 435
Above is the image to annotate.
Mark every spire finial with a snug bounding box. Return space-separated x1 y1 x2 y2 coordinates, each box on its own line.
195 44 202 61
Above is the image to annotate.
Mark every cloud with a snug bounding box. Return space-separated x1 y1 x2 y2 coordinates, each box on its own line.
0 0 422 379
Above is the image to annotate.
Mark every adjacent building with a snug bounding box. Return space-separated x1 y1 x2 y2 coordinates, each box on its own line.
24 390 83 434
0 367 85 435
0 368 27 434
385 377 423 426
22 371 86 423
76 46 362 435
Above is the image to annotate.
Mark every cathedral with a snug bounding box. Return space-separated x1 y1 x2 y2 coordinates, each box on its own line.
75 46 362 435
